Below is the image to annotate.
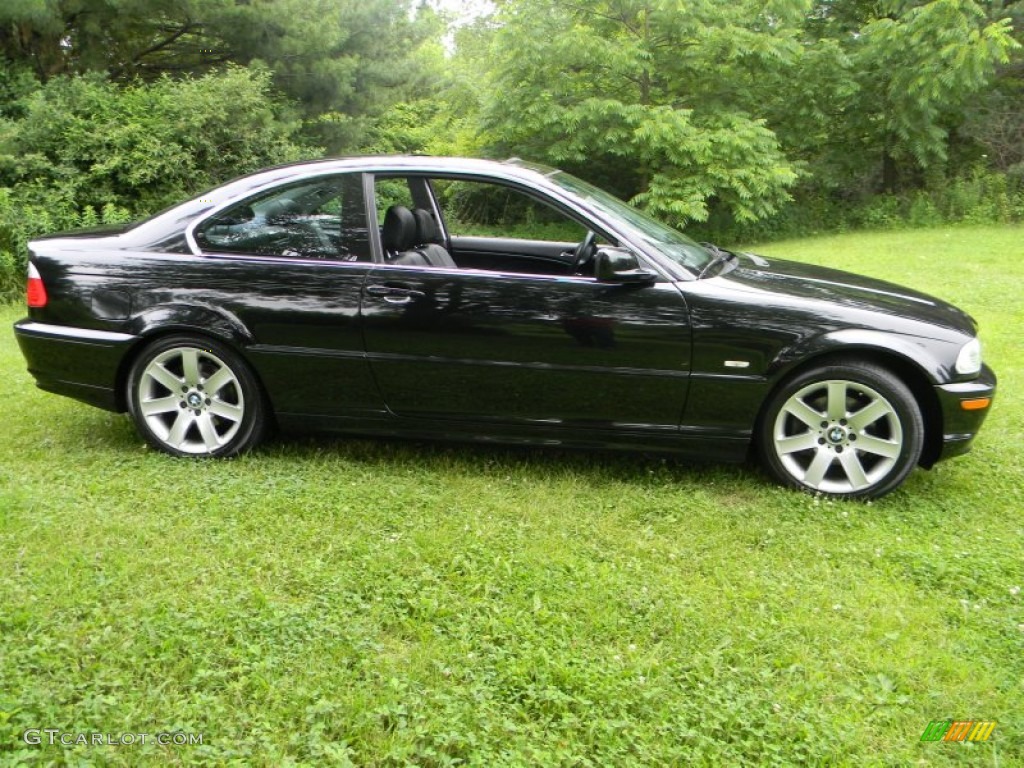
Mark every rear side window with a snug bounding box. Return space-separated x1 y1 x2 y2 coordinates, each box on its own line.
195 174 371 261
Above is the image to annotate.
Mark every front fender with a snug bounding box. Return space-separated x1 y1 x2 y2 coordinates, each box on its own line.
768 328 959 385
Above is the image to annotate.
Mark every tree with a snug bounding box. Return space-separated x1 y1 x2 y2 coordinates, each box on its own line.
763 0 1020 193
473 0 807 226
0 0 434 151
857 0 1017 188
958 0 1024 173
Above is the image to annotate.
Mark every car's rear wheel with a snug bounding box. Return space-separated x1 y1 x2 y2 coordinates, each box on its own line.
759 361 923 499
126 335 267 457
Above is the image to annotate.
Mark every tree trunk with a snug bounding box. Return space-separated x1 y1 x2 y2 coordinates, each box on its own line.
881 149 898 193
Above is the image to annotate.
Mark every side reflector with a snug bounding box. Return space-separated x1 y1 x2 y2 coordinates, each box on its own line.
26 262 47 308
960 398 991 411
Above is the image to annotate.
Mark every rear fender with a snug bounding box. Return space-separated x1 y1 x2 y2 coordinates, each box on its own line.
114 304 255 411
124 303 254 346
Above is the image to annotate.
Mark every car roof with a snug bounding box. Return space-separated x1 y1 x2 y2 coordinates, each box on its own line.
231 155 557 185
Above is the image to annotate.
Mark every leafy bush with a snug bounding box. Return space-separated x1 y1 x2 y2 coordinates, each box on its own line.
907 194 942 227
851 195 904 230
0 67 317 300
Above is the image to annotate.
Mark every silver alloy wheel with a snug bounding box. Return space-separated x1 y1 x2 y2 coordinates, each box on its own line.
772 378 903 494
136 346 245 455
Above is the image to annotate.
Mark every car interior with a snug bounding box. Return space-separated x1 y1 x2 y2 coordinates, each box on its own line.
377 175 609 277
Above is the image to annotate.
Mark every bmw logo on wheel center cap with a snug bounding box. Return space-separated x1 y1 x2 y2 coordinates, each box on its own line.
187 392 203 409
827 426 846 444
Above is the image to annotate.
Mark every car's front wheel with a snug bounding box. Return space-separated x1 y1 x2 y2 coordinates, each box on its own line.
759 362 923 499
126 335 267 457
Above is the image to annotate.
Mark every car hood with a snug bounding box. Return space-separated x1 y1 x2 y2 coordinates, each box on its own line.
720 252 977 336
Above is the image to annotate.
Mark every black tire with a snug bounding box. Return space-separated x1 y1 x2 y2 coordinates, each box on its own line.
126 334 267 457
758 361 924 499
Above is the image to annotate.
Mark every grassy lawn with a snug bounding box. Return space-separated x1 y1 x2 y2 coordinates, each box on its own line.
1 224 1021 766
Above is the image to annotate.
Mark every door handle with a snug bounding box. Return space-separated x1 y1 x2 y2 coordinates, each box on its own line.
366 284 425 303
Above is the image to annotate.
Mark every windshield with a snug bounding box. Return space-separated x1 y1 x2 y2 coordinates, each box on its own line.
546 170 713 272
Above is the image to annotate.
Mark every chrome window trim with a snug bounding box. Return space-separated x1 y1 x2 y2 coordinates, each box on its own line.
367 261 601 283
197 251 375 269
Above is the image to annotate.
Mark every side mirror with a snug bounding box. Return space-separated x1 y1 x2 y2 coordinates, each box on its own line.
595 247 658 285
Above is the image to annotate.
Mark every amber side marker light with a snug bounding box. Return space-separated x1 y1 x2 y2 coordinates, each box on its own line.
960 397 991 411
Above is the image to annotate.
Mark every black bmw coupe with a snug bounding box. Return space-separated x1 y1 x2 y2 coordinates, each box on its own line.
13 157 995 498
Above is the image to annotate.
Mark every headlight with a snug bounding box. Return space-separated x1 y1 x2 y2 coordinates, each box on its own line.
955 338 982 375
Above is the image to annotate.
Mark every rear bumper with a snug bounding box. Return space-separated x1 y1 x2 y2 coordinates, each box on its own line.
13 320 138 412
932 363 997 463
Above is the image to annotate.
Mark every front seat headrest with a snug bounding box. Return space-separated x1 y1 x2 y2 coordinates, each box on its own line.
382 205 417 252
412 208 441 244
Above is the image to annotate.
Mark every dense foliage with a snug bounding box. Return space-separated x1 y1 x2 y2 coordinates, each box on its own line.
0 0 1022 295
0 67 314 296
476 0 805 226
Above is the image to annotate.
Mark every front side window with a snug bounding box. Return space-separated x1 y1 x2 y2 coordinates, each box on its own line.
195 174 371 261
432 178 589 243
424 177 610 276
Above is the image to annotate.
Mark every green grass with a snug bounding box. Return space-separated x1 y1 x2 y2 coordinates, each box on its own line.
1 224 1021 766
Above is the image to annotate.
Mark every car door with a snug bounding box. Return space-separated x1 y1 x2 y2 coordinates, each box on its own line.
359 175 692 431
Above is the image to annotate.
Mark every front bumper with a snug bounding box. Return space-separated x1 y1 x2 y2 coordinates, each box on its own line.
13 320 139 412
932 363 997 462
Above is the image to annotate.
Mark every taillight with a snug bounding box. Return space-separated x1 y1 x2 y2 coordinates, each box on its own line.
26 262 48 308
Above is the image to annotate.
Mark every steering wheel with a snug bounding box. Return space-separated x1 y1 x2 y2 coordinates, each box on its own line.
572 230 598 274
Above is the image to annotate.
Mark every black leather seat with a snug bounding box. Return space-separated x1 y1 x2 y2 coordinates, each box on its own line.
381 205 429 266
382 205 458 268
412 208 457 268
